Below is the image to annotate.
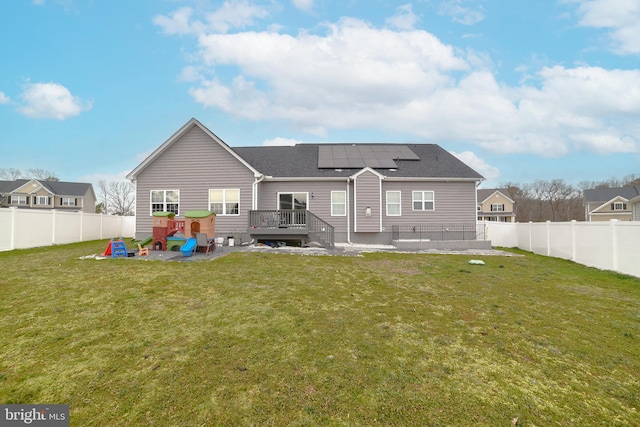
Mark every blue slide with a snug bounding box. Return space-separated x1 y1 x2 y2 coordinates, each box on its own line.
180 237 197 257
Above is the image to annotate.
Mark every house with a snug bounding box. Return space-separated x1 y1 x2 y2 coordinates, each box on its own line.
477 188 516 222
126 118 485 247
583 186 640 221
0 179 96 213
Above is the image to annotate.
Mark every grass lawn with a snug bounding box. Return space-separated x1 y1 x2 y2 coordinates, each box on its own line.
1 240 639 426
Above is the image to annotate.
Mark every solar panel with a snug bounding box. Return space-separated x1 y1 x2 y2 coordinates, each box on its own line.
318 145 419 169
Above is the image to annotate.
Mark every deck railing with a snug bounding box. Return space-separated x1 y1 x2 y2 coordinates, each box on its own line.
306 210 335 249
249 210 307 229
248 210 335 248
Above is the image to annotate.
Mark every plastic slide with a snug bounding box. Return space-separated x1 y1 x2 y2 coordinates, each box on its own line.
100 242 113 256
101 241 113 256
180 237 197 257
138 236 153 247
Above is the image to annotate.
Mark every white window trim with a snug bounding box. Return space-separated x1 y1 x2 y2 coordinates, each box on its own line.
386 191 402 216
331 191 346 216
36 196 49 205
62 197 76 206
150 190 180 216
412 191 435 211
209 189 240 216
11 195 28 205
613 202 626 211
491 203 504 212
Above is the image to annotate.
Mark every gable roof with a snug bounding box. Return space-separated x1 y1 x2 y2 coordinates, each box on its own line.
477 188 514 204
590 196 632 214
126 118 261 180
0 179 94 197
127 118 484 182
584 186 640 203
233 143 483 180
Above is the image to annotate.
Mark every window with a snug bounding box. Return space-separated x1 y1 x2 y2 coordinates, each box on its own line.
36 196 50 205
11 195 27 205
491 203 505 212
412 191 434 211
331 191 346 216
62 197 76 206
386 191 401 216
612 202 627 211
209 189 239 215
151 190 179 215
278 193 307 210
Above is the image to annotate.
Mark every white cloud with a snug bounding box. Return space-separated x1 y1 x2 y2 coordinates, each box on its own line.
154 0 269 35
292 0 314 13
17 82 92 120
438 0 485 25
153 7 199 35
569 0 640 54
32 0 45 5
386 4 420 30
0 92 10 104
263 137 300 146
450 150 500 181
158 7 640 158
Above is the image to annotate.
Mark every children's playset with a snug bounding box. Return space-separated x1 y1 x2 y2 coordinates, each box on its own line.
101 210 216 258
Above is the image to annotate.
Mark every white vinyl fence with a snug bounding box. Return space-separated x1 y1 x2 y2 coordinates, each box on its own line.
0 207 135 252
483 220 640 279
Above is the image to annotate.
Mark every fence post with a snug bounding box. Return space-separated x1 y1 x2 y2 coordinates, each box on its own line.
80 211 84 242
52 209 57 245
611 219 618 272
9 207 16 250
546 221 551 256
571 220 576 262
528 221 533 252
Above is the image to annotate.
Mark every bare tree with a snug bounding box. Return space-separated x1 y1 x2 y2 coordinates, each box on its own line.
97 180 109 213
544 179 579 222
0 168 23 180
98 180 135 216
26 168 59 181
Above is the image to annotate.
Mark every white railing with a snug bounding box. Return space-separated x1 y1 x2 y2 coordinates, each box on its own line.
482 220 640 278
0 207 135 251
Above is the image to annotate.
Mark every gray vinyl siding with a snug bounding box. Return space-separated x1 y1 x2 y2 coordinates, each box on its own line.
381 181 478 227
354 171 381 232
133 126 255 239
259 180 350 232
256 178 477 242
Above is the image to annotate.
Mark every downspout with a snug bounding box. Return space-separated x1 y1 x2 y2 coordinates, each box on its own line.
252 174 265 210
346 177 352 244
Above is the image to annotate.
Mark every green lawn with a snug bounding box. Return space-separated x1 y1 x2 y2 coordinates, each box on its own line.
1 240 639 426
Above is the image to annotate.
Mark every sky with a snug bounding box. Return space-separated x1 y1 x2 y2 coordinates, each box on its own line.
1 0 639 191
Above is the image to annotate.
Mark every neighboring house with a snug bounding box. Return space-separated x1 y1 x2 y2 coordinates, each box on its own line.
583 186 640 221
126 118 484 247
477 188 516 222
0 179 96 213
